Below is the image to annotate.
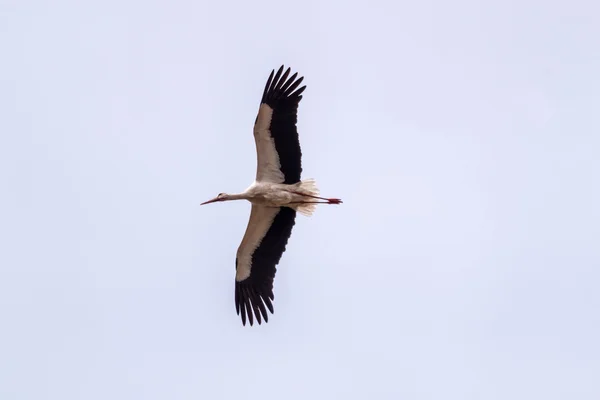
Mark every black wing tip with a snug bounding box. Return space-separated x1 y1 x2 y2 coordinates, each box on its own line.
261 65 306 105
235 281 275 327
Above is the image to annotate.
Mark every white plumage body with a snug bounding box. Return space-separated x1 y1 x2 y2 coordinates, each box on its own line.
243 180 320 212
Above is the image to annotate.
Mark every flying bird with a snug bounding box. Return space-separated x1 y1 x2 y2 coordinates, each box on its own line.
201 66 342 326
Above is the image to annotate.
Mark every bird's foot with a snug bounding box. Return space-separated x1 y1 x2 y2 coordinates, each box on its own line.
291 191 342 204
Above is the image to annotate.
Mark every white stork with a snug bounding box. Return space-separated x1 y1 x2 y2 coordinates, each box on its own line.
201 65 342 326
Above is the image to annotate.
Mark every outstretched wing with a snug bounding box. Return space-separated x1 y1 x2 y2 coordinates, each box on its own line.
235 205 297 326
253 65 306 184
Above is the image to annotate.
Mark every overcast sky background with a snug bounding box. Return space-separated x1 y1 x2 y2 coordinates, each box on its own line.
1 0 599 398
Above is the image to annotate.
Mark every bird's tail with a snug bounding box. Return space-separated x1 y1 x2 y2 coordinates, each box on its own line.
293 178 320 217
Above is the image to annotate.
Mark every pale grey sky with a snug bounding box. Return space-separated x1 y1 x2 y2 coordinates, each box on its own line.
1 0 599 398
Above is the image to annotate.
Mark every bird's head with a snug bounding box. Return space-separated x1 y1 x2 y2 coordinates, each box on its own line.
200 192 229 205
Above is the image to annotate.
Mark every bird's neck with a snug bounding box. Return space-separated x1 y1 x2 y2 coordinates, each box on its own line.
227 193 248 201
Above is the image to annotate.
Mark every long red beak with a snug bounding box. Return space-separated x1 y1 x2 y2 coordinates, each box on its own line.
200 197 220 206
